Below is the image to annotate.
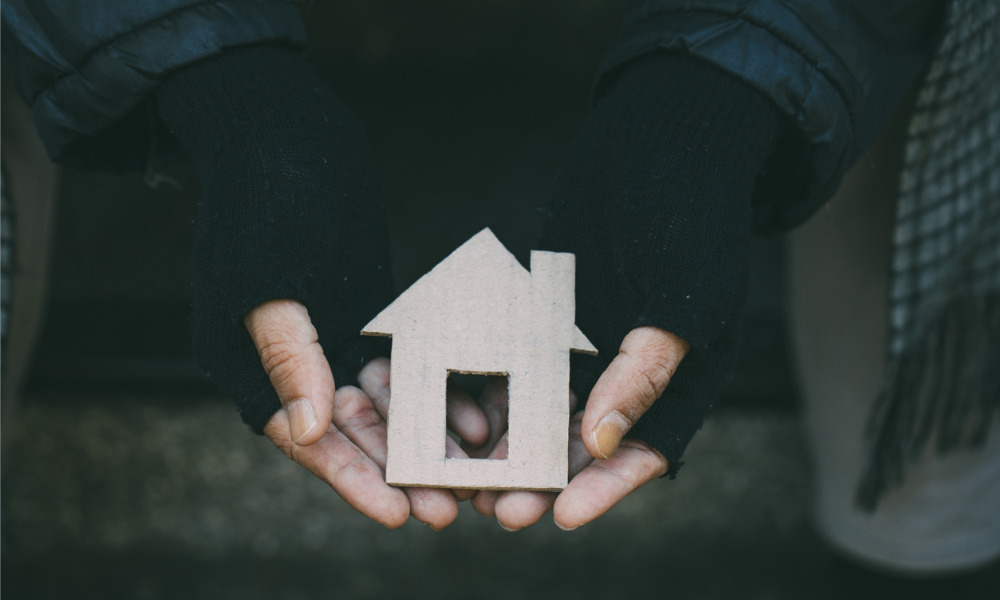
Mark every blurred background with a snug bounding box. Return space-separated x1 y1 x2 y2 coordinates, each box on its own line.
1 1 996 598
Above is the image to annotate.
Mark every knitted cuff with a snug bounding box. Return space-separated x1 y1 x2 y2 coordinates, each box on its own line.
156 44 393 433
544 51 781 472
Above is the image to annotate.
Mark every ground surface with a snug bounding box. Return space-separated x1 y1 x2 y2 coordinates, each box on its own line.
4 398 998 599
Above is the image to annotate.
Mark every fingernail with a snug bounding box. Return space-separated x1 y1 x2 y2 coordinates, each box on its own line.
555 520 578 532
593 410 631 459
499 522 519 532
286 397 317 444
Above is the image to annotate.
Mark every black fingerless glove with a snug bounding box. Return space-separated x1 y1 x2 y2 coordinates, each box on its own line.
543 51 781 474
156 44 393 433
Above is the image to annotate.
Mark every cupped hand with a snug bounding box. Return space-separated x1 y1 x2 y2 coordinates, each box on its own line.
245 299 487 530
472 326 689 531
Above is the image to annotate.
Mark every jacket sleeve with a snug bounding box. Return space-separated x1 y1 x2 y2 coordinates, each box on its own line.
597 0 944 233
1 0 307 170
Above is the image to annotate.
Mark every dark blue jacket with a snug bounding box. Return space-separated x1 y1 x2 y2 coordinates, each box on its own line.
597 0 943 231
2 0 941 228
1 0 306 170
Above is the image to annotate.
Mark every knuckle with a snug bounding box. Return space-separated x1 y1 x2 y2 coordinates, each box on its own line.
258 339 296 372
591 463 634 497
619 439 669 476
335 385 365 409
620 345 679 409
360 357 390 386
326 452 368 491
643 350 677 386
621 327 687 377
371 359 391 388
258 340 313 386
342 408 383 438
626 365 666 410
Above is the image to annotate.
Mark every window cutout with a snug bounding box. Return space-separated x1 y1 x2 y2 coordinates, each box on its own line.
446 371 509 460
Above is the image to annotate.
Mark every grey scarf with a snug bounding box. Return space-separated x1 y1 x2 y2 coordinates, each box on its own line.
857 0 1000 510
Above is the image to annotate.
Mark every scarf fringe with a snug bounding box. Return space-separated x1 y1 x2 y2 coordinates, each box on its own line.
855 294 1000 511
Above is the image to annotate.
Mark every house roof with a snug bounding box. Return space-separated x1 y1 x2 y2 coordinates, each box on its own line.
362 228 596 354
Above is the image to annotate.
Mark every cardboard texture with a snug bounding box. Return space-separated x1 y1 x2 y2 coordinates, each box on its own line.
362 228 596 490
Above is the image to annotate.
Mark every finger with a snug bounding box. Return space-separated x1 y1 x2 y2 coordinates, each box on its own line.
358 357 392 419
567 411 596 477
471 489 501 517
357 364 475 516
470 434 509 516
331 385 391 468
246 299 334 446
452 488 476 503
493 412 590 530
446 438 477 502
495 491 556 531
335 384 462 529
264 411 409 528
582 326 690 460
446 382 490 448
553 440 668 531
465 376 510 458
481 375 511 434
403 487 460 531
360 359 489 450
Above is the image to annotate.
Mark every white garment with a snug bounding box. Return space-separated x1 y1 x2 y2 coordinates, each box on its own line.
788 99 1000 574
0 82 60 454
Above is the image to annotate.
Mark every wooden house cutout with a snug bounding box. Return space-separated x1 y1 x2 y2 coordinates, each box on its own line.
362 228 596 491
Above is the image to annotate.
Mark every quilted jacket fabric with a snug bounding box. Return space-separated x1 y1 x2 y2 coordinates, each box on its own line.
3 0 943 223
1 0 306 169
598 0 943 232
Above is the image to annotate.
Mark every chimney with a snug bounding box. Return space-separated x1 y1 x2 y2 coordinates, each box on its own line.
529 250 575 347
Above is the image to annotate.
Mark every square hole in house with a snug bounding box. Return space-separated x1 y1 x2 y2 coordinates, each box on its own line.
446 371 509 460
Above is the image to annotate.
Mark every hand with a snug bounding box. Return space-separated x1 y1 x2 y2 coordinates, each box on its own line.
471 326 689 531
536 51 777 499
245 299 487 530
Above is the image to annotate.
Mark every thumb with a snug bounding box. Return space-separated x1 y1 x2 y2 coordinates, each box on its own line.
245 299 335 446
582 326 690 460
